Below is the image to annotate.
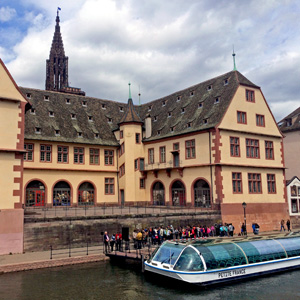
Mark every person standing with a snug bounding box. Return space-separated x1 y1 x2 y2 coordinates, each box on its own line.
136 230 143 249
287 219 291 232
280 219 285 231
103 231 109 253
116 231 122 251
110 233 116 252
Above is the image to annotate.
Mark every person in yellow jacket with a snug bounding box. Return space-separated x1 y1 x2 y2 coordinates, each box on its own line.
136 230 143 249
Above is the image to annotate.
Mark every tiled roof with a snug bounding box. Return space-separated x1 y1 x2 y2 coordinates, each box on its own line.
278 107 300 133
22 70 259 145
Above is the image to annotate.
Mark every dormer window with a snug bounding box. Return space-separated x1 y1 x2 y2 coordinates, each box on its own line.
82 100 87 107
168 112 172 118
286 118 292 127
181 108 185 114
119 106 124 112
154 116 157 122
26 93 31 99
162 101 166 106
49 111 54 117
224 78 229 85
215 97 220 104
207 85 212 91
71 113 76 120
157 130 161 135
30 108 36 115
35 127 41 134
177 95 181 102
190 90 195 97
66 98 70 104
78 132 83 138
108 118 112 123
88 115 93 122
204 119 208 124
44 95 49 101
148 105 152 111
102 104 106 110
198 102 203 108
170 126 174 132
55 130 60 136
187 122 192 128
94 133 99 139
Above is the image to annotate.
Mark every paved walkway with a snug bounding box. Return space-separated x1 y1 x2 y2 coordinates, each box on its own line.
0 230 295 274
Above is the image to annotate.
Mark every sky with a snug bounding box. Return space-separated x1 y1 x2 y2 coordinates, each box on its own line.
0 0 300 121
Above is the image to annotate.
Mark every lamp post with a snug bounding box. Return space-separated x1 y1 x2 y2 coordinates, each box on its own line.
242 202 247 235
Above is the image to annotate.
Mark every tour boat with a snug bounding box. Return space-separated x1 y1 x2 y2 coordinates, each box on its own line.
144 235 300 285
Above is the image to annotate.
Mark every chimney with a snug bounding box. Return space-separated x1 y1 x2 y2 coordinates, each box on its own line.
145 114 152 138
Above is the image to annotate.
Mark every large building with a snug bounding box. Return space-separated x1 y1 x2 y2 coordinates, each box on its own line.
0 13 289 254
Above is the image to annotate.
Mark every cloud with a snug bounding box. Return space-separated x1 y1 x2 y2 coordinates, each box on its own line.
3 0 300 121
0 6 16 22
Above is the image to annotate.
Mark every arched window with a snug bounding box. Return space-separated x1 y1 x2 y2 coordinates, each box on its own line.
26 180 45 207
78 182 95 205
152 182 165 206
53 181 71 206
171 180 186 206
194 179 211 207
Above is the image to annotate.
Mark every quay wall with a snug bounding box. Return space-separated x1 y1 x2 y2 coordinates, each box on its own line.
24 212 221 252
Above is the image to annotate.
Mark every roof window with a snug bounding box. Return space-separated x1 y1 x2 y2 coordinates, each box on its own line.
35 127 41 134
94 133 99 139
55 130 60 136
44 95 49 101
190 91 195 97
204 119 208 125
49 111 54 117
71 113 76 120
119 106 124 112
181 108 185 114
66 98 70 104
170 126 174 132
148 105 152 111
102 104 106 110
207 85 212 91
168 112 172 118
198 102 203 108
26 93 31 99
224 78 229 86
108 118 112 123
177 95 181 102
286 118 292 127
187 122 192 128
157 130 161 135
88 116 93 122
162 101 166 107
30 108 36 115
78 132 83 138
154 116 157 122
215 97 220 104
82 100 87 107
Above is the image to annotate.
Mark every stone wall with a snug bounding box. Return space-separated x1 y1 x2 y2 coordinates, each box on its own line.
24 212 221 252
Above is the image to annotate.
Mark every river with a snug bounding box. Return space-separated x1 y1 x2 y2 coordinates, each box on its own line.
1 261 300 300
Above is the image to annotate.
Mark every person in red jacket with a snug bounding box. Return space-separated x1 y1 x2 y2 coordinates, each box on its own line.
115 232 122 251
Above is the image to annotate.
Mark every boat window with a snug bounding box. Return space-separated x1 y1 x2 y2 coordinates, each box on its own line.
276 237 300 258
152 242 184 265
195 243 247 270
173 247 204 272
238 240 286 264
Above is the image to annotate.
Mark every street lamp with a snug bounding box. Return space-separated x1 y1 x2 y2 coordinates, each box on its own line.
242 202 247 235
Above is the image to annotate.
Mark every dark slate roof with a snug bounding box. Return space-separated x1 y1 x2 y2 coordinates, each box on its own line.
286 176 300 186
278 107 300 133
119 98 142 125
138 70 259 141
21 70 259 145
21 87 129 146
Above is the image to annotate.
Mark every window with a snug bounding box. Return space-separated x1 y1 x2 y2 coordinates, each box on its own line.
256 114 265 127
102 104 106 110
104 150 114 165
71 113 76 119
162 101 166 106
44 95 49 101
237 111 247 124
232 172 242 193
181 108 185 114
30 108 36 114
154 116 157 122
88 115 93 122
26 93 31 99
78 132 83 138
134 159 138 170
148 148 154 164
74 147 84 164
203 119 208 124
267 174 276 194
120 130 123 139
173 143 179 151
65 98 70 104
148 105 152 111
119 164 125 177
215 97 220 104
57 146 68 163
160 146 166 163
24 143 34 161
119 143 125 156
94 133 99 139
230 137 240 157
157 130 161 135
90 148 99 165
187 122 192 128
185 139 195 159
265 141 274 160
168 112 172 117
55 130 60 136
207 85 212 91
107 118 112 123
82 100 87 107
190 90 195 96
177 96 181 101
246 139 260 158
170 126 174 132
119 106 124 112
105 178 114 195
286 118 292 127
198 102 203 108
40 144 52 162
248 173 261 193
136 133 141 144
139 158 145 170
140 178 145 189
224 78 228 85
246 89 255 102
35 127 41 134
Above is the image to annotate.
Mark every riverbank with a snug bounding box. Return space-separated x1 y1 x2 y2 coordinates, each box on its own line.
0 230 295 275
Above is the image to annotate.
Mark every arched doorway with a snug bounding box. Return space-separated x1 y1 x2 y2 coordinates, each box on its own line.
78 182 95 205
152 182 165 206
194 179 211 207
171 180 186 206
25 180 45 207
53 181 71 206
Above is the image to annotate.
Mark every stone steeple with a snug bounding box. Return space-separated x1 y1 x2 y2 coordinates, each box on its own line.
45 11 85 96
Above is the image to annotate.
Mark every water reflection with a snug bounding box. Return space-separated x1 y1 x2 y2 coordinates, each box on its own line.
1 261 300 300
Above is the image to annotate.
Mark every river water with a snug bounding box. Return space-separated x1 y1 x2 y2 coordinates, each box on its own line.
1 261 300 300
